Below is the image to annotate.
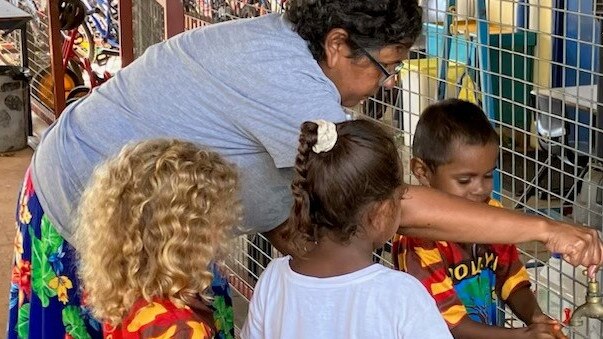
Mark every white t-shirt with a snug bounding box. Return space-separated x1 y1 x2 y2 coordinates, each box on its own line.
241 256 452 339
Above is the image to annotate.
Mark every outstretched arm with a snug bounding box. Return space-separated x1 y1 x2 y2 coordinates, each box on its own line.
398 185 603 268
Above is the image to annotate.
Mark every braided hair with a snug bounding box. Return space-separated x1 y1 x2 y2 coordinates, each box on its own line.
283 119 404 254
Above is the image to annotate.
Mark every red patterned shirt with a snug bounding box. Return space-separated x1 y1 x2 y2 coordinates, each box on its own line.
104 298 214 339
392 200 530 328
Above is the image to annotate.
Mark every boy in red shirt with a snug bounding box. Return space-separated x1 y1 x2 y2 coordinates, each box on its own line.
393 99 565 338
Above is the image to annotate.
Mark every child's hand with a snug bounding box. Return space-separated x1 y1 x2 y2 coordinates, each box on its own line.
530 313 559 327
523 315 568 339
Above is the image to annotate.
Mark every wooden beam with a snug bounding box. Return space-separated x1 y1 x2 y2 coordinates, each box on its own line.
118 0 135 67
46 0 65 118
157 0 184 39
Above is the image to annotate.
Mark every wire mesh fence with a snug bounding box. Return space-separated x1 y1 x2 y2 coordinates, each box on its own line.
132 0 164 58
0 28 24 66
1 0 53 111
183 0 286 23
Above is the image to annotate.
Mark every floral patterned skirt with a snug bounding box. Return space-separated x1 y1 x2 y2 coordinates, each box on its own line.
6 168 235 339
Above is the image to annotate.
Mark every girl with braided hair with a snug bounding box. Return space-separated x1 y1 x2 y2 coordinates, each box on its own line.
242 119 452 338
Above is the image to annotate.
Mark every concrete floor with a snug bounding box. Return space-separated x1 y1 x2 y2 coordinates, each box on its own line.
0 147 33 326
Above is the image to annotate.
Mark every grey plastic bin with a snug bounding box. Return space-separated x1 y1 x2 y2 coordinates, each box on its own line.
0 66 30 153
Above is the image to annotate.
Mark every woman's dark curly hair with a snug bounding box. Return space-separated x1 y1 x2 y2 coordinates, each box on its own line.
282 119 404 254
286 0 423 60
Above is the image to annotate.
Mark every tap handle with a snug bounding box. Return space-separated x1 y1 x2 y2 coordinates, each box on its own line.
582 268 602 282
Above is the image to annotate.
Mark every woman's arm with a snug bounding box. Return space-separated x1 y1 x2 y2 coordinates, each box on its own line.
398 185 603 268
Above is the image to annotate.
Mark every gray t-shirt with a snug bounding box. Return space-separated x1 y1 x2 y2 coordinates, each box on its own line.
32 14 346 242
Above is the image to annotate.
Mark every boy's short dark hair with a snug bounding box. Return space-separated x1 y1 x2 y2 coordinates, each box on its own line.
412 99 499 171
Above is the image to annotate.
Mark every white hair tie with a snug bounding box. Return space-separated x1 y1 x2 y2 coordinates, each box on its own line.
312 119 338 153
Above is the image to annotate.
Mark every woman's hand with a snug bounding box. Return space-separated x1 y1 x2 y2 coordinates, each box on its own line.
544 221 602 273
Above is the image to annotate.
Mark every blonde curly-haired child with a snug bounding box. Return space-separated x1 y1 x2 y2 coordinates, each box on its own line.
76 139 241 338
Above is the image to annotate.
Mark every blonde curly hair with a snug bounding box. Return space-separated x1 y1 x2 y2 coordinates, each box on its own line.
75 139 241 326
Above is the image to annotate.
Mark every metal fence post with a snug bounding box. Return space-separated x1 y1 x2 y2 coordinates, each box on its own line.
119 0 135 67
157 0 184 39
46 0 65 117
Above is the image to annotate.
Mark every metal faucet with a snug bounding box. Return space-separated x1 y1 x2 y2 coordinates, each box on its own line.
569 271 603 326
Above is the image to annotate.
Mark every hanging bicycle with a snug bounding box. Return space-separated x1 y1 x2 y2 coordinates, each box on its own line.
81 0 120 65
31 0 111 109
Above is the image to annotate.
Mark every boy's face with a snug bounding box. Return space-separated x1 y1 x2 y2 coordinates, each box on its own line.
412 142 498 203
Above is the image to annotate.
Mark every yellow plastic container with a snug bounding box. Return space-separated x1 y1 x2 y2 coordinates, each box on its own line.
399 58 474 146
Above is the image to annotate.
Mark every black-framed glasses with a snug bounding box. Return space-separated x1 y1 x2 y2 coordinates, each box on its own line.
349 39 404 86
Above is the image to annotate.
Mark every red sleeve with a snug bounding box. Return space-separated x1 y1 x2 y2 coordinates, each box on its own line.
105 299 213 339
393 235 468 328
491 244 531 300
